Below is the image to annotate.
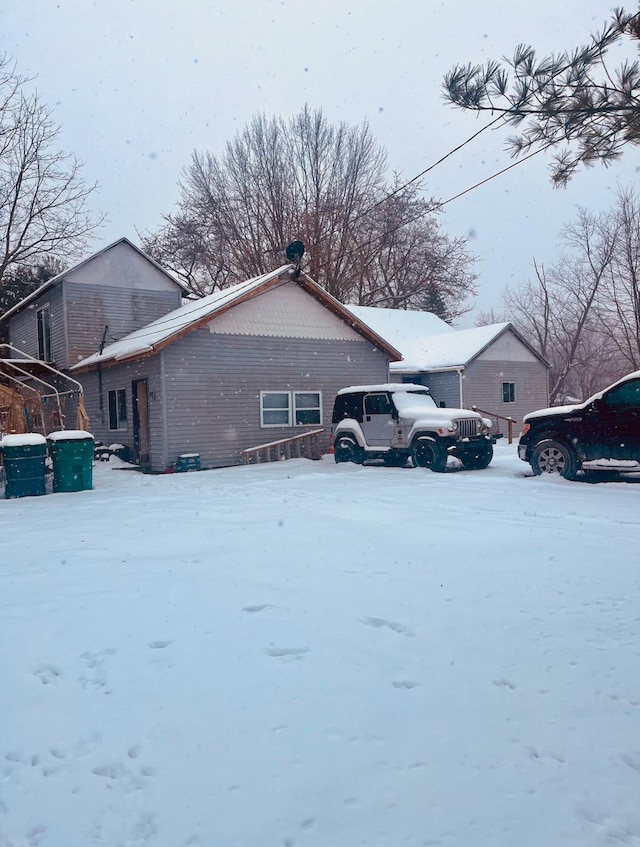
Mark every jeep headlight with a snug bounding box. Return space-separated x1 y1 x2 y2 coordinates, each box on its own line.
447 420 458 433
481 417 492 434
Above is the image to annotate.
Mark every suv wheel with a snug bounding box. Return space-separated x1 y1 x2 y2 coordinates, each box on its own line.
411 436 447 472
334 434 364 465
531 439 578 479
459 445 493 470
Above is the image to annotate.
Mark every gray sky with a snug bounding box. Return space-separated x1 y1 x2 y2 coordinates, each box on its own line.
1 0 636 325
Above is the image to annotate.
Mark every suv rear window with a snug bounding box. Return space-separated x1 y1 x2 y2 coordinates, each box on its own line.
332 392 366 424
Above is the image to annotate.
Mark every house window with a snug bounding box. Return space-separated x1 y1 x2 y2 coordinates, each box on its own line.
108 388 127 430
502 382 517 403
36 305 52 362
294 392 322 425
260 391 322 427
261 392 291 426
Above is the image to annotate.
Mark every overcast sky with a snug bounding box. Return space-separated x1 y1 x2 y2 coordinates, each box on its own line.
2 0 636 325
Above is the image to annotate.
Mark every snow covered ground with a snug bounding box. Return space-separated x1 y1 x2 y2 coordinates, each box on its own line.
1 442 640 847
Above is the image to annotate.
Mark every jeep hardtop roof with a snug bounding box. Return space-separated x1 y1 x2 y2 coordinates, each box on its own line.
336 383 429 395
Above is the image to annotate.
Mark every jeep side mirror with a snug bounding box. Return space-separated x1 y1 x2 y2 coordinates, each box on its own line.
439 401 446 408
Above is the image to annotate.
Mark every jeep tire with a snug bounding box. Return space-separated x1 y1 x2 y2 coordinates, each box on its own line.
334 434 364 465
411 436 447 472
459 445 493 470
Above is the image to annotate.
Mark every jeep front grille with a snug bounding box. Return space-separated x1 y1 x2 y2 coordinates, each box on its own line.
456 418 478 438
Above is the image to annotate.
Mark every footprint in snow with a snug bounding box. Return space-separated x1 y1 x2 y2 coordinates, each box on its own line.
265 647 310 658
361 617 415 637
493 678 516 690
33 664 62 685
148 640 172 649
243 604 272 613
392 680 420 689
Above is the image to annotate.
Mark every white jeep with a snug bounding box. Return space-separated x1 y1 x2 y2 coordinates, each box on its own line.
331 383 494 471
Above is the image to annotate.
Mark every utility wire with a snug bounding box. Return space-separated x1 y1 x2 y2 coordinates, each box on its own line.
346 114 506 228
84 141 554 360
308 140 555 279
91 43 590 350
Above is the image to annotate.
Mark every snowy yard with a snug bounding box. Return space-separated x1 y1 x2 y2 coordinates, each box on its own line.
1 442 640 847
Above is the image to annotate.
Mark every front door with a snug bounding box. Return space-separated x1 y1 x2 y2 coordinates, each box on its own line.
132 378 150 465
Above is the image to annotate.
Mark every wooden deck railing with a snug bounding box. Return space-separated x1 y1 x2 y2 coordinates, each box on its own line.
241 428 325 465
471 406 517 444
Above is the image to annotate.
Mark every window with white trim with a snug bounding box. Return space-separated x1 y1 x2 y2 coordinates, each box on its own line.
108 388 127 430
502 382 517 403
293 391 322 425
36 304 52 361
260 391 322 427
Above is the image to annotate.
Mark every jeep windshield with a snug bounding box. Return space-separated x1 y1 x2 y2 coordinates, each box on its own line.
393 390 438 416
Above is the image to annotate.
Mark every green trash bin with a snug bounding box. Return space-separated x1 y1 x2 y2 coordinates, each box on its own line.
47 431 95 493
1 434 48 499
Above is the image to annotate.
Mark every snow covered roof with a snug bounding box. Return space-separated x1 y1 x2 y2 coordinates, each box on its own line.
390 322 513 371
347 305 453 343
0 238 188 323
72 267 402 371
346 306 521 370
336 383 431 395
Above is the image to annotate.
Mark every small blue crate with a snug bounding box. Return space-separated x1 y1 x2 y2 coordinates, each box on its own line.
176 453 201 472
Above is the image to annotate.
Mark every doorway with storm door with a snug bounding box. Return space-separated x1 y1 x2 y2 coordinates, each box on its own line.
132 378 150 466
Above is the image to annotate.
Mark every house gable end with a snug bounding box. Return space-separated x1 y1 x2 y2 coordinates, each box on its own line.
207 281 365 341
474 328 541 364
64 240 182 294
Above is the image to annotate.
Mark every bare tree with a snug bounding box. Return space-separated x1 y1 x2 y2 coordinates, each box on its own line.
0 55 101 291
143 107 476 320
597 187 640 369
504 210 617 403
349 181 476 319
443 8 640 186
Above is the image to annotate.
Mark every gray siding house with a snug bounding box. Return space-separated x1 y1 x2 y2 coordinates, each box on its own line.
1 239 186 433
71 265 400 471
2 238 186 370
348 306 550 434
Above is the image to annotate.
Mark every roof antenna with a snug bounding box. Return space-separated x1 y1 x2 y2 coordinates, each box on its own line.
285 240 305 280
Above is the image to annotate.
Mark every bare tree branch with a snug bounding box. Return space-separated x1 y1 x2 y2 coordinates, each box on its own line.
142 107 476 321
0 54 103 291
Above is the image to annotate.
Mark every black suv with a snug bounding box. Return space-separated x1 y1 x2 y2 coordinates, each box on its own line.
518 371 640 479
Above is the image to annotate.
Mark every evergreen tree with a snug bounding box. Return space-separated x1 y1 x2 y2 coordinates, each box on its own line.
443 8 640 185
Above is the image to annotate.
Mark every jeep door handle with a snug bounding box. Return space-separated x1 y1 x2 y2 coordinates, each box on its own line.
366 415 371 421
